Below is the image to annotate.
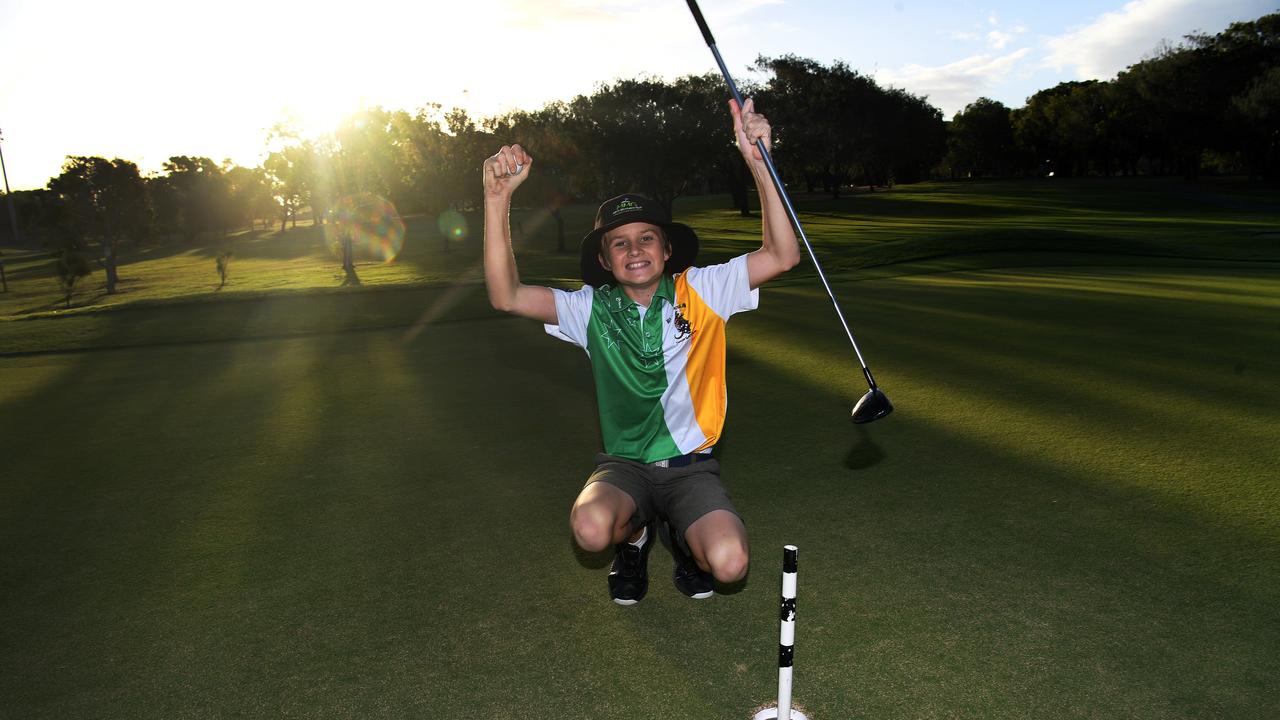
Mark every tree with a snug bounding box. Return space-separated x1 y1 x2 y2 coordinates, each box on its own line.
756 55 943 193
224 165 277 231
1119 47 1216 178
215 250 232 288
756 55 868 194
671 73 754 214
47 156 151 293
567 77 719 213
1108 13 1278 179
877 86 946 185
389 105 457 249
160 156 231 240
264 146 307 231
55 250 91 307
1232 66 1280 178
331 107 405 204
1013 81 1114 177
265 120 329 232
441 107 495 212
1198 13 1280 177
947 98 1016 177
501 103 582 251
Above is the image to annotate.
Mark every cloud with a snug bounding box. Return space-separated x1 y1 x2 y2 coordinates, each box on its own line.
987 30 1015 49
1043 0 1274 79
876 48 1032 117
948 13 1026 50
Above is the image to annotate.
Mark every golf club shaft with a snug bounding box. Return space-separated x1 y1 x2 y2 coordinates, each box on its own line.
686 0 878 388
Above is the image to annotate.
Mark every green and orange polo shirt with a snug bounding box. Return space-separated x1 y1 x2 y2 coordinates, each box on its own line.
545 255 758 463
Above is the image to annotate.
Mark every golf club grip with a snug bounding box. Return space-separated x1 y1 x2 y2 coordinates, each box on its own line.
685 0 717 46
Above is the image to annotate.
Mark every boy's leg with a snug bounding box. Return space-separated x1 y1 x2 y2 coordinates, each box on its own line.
570 480 639 552
684 510 750 584
659 459 750 586
570 456 658 605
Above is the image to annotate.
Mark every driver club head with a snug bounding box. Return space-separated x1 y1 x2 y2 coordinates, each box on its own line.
851 387 893 424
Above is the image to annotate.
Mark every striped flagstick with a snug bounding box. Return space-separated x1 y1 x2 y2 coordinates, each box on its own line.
753 545 808 720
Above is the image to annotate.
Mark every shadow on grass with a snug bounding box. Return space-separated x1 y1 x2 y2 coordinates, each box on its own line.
3 266 1280 717
844 425 888 469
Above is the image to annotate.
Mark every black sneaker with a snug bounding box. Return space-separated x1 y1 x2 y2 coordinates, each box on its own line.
658 520 715 600
608 527 652 606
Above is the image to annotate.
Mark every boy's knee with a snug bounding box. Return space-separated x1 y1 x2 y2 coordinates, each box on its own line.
706 542 749 584
570 506 614 553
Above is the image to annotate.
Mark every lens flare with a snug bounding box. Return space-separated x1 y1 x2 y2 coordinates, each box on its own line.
324 193 405 263
437 210 468 241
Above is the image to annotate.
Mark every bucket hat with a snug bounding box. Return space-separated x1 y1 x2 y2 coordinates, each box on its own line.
579 194 699 287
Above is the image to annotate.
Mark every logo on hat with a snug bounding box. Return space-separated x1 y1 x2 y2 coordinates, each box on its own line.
612 198 643 217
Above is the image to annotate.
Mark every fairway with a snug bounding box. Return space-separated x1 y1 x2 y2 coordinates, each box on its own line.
3 256 1278 718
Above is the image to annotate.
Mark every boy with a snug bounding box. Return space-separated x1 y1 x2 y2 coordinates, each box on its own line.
482 99 799 604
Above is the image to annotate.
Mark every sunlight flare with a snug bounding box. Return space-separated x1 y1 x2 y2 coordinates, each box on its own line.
324 193 406 263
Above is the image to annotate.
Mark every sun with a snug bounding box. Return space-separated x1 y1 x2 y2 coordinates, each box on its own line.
281 97 359 142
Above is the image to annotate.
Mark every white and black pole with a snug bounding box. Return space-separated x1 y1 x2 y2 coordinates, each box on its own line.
754 545 807 720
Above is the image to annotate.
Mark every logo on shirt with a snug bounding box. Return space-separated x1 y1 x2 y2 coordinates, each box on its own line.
672 303 693 341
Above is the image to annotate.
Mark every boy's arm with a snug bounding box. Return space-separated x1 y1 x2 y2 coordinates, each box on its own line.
733 99 802 289
482 144 558 324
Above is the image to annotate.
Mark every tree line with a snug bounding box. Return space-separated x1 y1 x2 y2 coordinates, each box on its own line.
2 10 1276 292
3 57 947 272
945 13 1279 180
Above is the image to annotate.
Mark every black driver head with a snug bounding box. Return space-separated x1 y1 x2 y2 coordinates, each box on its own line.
851 387 893 424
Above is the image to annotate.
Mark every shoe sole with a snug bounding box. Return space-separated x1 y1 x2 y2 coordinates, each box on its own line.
686 590 714 600
613 597 640 606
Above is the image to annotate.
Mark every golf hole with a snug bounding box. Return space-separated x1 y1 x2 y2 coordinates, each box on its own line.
751 703 810 720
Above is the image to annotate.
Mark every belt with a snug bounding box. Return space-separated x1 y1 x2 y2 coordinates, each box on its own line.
650 451 714 469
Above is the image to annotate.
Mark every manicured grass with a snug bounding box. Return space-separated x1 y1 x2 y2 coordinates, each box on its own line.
4 176 1276 331
2 179 1278 718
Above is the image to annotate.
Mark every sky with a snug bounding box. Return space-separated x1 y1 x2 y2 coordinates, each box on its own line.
0 0 1274 191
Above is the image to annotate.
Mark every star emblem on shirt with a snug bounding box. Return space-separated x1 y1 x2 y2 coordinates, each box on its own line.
599 322 622 350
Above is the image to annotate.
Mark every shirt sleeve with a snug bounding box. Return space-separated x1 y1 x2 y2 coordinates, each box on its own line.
543 285 595 349
682 254 759 320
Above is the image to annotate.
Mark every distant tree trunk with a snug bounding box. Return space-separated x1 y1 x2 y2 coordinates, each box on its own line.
102 217 118 294
1182 151 1201 181
828 167 842 198
552 207 566 252
654 191 678 219
216 250 232 289
103 240 118 294
342 234 360 285
723 162 751 216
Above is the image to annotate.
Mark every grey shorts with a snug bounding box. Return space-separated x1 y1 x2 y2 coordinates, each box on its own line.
586 453 741 538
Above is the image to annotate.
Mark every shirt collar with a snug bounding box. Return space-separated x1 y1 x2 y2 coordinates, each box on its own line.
598 274 675 314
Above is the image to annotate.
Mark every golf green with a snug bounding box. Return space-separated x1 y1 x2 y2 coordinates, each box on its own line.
3 261 1277 718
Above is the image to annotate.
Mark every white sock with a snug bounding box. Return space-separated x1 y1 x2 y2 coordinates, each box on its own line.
628 526 648 548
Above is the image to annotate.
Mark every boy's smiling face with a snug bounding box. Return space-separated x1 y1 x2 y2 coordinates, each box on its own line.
599 222 671 291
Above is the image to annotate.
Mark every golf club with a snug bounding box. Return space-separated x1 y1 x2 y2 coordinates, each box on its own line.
685 0 893 424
